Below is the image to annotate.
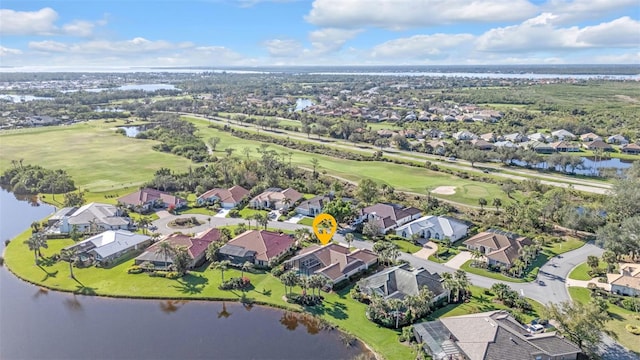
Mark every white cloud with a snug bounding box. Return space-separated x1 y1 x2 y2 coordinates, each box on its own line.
0 7 105 37
592 52 640 64
0 8 59 36
308 28 362 54
543 0 639 24
476 15 640 52
0 46 23 56
370 33 474 59
305 0 538 29
29 37 193 54
263 39 303 57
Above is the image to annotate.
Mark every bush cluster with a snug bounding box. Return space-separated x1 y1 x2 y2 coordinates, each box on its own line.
219 277 251 290
127 266 143 274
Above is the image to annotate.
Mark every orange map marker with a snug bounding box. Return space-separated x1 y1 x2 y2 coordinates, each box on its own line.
312 213 337 245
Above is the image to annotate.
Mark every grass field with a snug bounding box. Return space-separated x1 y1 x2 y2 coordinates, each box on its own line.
0 120 192 192
189 117 509 206
568 287 640 354
568 262 608 281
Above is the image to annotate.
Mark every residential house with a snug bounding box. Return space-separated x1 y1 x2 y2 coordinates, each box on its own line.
493 140 516 148
528 132 549 143
550 141 581 152
503 133 528 143
470 139 495 151
197 185 249 208
452 130 478 141
249 187 303 210
522 140 555 154
285 243 378 285
65 230 151 265
551 129 576 141
479 132 499 143
621 143 640 155
356 203 422 234
218 230 295 267
294 194 347 217
607 263 640 296
580 132 602 142
26 115 61 127
134 228 223 269
583 140 613 152
358 263 449 304
48 202 132 234
413 310 581 360
395 215 469 242
463 229 533 269
118 188 186 212
607 134 629 145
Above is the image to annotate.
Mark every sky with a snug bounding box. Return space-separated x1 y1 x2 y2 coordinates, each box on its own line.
0 0 639 69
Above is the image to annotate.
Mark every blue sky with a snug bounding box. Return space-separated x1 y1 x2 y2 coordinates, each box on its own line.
1 0 638 68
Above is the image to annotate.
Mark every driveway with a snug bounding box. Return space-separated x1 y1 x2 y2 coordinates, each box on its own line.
412 241 438 260
286 214 306 224
444 251 473 270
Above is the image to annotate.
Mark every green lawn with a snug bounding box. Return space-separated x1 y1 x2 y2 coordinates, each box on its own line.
568 287 640 354
297 217 314 226
238 207 269 219
390 239 422 254
568 262 608 281
0 120 193 192
4 228 414 360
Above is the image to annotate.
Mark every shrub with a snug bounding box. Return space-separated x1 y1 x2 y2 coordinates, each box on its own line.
625 324 640 335
271 265 285 277
4 239 10 246
0 256 4 266
287 293 324 306
219 277 251 290
228 209 240 218
149 271 169 278
127 266 143 274
166 272 181 279
621 298 640 312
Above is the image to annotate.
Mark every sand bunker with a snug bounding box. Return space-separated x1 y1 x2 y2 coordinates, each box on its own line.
431 186 456 195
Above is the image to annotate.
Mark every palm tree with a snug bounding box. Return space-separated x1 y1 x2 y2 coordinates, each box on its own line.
478 197 487 210
471 249 484 266
241 261 254 278
155 241 175 270
294 228 311 243
206 241 221 263
62 247 78 279
24 233 45 265
257 213 269 230
344 233 355 248
280 270 299 296
491 283 511 301
454 270 470 302
213 260 231 282
441 272 457 303
601 250 617 273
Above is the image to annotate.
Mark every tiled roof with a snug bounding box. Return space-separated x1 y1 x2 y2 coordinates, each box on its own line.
226 230 294 262
463 229 532 266
118 188 185 207
198 185 249 203
287 243 377 281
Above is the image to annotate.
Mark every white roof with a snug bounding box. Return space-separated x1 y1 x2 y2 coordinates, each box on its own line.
396 215 468 238
80 230 150 258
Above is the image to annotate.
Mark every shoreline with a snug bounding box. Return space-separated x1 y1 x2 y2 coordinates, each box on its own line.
2 250 384 360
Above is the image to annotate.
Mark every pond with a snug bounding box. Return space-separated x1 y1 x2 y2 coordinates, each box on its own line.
118 125 148 137
512 156 635 176
0 189 368 360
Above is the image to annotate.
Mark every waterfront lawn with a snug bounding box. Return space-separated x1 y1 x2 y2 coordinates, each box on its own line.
568 262 608 281
4 228 414 360
569 287 640 354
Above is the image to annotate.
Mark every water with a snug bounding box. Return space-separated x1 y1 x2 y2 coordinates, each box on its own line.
294 98 314 111
118 125 146 137
511 156 634 176
116 84 179 91
0 189 366 360
95 106 125 112
0 94 54 103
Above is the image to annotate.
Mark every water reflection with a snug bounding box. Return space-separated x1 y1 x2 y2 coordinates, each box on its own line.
32 287 49 299
64 295 84 313
0 185 41 206
217 302 232 318
279 311 326 334
159 299 188 314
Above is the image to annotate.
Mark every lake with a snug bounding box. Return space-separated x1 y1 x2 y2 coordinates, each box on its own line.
0 189 368 360
0 94 54 103
293 98 314 111
512 156 634 176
